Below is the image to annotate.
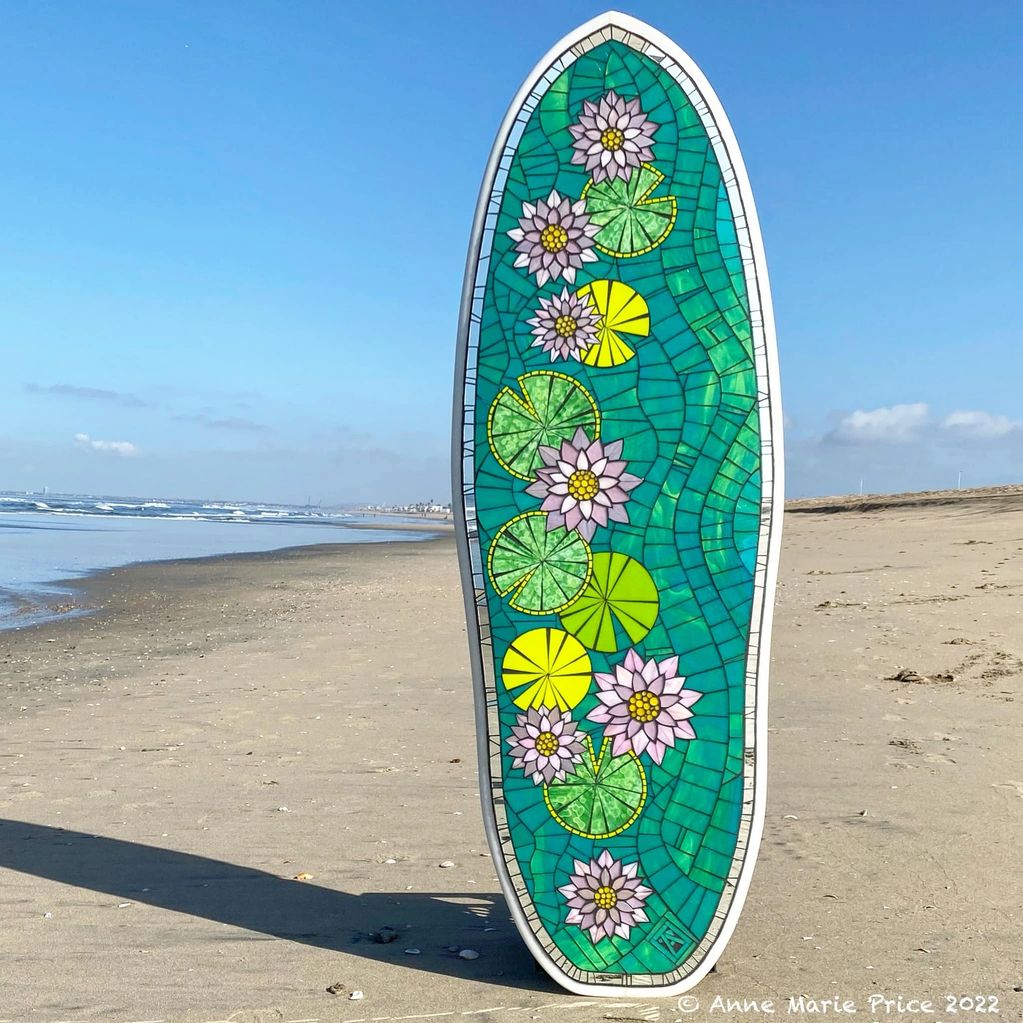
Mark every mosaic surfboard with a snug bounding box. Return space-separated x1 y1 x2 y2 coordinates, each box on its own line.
453 12 783 995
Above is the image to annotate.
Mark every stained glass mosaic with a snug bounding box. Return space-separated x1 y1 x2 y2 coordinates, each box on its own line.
453 13 782 995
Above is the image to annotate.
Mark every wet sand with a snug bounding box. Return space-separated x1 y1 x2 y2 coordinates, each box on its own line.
1 499 1021 1021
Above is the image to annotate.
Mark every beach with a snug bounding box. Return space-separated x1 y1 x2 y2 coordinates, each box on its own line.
0 493 438 630
1 494 1021 1021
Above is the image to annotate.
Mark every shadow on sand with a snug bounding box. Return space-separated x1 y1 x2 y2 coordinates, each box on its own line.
0 818 552 992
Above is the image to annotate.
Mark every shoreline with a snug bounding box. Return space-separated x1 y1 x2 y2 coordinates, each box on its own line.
0 519 450 634
0 533 456 715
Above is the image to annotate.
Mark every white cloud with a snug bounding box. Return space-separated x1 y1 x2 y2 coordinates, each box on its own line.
941 410 1020 439
28 383 150 407
790 401 1023 496
829 403 929 444
74 433 139 457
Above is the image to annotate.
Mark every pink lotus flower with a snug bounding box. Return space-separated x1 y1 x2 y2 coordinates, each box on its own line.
525 427 641 542
508 189 599 287
587 649 701 764
527 287 599 362
507 707 585 786
569 90 657 184
559 849 652 943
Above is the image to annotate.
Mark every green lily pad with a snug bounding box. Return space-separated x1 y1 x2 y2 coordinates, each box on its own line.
488 511 592 615
544 735 646 839
582 163 677 258
487 371 600 480
560 552 659 652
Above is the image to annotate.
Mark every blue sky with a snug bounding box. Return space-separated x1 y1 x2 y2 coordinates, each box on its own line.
2 0 1021 503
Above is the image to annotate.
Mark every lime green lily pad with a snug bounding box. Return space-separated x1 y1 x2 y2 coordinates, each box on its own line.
487 371 600 480
488 511 592 615
544 735 646 839
582 163 677 258
560 552 659 652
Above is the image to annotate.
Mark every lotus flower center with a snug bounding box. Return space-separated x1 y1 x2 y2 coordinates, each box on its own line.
540 224 569 254
554 314 578 338
600 127 625 152
535 730 559 757
593 885 618 910
628 690 661 723
567 468 600 501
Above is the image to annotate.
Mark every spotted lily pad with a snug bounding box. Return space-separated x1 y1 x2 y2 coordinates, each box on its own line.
582 163 677 258
488 511 592 614
544 735 646 838
487 371 600 480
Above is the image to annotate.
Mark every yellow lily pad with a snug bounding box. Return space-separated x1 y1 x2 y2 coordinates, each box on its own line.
501 626 592 711
576 280 650 368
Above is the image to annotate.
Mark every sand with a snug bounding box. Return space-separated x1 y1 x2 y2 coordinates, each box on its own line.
1 496 1021 1022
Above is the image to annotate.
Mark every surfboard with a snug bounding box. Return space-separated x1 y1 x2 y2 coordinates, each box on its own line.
452 11 783 996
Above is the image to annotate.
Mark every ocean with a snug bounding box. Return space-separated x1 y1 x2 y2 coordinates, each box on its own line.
0 492 438 630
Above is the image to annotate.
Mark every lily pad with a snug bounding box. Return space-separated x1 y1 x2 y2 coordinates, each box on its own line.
560 552 659 652
487 371 600 480
576 279 650 368
582 163 677 258
544 735 646 838
488 511 592 615
501 627 592 711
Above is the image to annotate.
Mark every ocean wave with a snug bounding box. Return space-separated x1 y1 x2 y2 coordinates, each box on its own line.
0 491 358 527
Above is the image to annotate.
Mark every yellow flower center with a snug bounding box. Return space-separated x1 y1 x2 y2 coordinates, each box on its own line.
600 127 625 152
567 468 600 501
535 731 559 757
627 690 661 723
554 314 578 338
593 885 618 910
540 224 569 254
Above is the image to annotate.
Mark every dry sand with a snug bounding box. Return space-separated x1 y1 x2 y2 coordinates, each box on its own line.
1 496 1021 1021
